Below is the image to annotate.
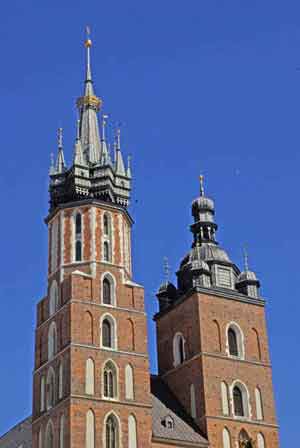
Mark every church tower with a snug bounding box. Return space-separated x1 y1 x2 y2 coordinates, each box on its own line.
32 33 152 448
155 177 280 448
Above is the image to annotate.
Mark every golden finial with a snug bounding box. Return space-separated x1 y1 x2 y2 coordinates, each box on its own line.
85 25 92 48
199 174 204 196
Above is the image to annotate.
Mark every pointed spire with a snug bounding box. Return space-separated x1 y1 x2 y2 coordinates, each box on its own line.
199 174 205 196
56 127 66 173
74 120 85 165
100 114 111 165
115 128 126 176
84 26 94 96
243 246 249 271
127 154 132 178
76 27 102 164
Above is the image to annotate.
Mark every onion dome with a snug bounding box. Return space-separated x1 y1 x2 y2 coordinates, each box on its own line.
236 249 260 298
190 176 217 244
157 281 177 312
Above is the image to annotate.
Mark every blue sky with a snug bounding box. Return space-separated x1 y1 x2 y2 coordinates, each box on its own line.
0 0 299 445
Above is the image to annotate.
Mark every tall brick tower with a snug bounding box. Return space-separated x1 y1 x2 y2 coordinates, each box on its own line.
32 32 152 448
155 176 280 448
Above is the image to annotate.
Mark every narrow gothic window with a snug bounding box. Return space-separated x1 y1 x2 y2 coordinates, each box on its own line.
86 410 95 448
46 421 54 448
257 433 265 448
125 364 134 400
104 241 110 262
102 319 112 348
40 376 45 412
228 328 238 357
128 415 137 448
85 358 95 395
103 278 111 304
103 361 117 399
59 361 63 399
48 322 57 360
222 428 231 448
76 240 82 262
255 387 264 420
239 430 253 448
75 212 82 261
190 384 196 418
76 213 82 235
49 281 58 316
221 382 229 416
46 368 55 410
105 415 118 448
104 214 109 236
60 415 65 448
233 386 244 416
179 336 185 363
173 333 186 366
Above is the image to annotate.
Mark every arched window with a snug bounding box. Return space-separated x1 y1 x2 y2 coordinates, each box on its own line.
49 280 58 316
221 382 229 416
239 430 254 448
103 319 112 347
255 387 264 420
222 428 231 448
227 323 244 359
228 328 238 356
127 319 135 351
233 386 244 416
40 375 45 412
257 433 265 448
190 384 196 418
85 358 95 395
103 241 110 262
76 213 82 235
103 278 112 305
128 415 137 448
101 315 116 349
86 410 95 448
46 367 56 410
75 212 82 262
60 414 65 448
76 241 82 261
105 414 119 448
45 421 54 448
48 322 57 360
173 333 186 367
125 364 134 400
59 361 63 399
83 311 93 345
103 214 110 236
252 328 262 360
103 361 117 399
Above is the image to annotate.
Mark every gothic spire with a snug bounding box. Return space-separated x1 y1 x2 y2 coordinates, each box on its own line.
56 128 66 173
76 27 102 164
100 114 111 165
115 128 126 176
74 120 85 165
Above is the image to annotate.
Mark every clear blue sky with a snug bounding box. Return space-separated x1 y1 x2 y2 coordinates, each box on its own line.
0 0 298 445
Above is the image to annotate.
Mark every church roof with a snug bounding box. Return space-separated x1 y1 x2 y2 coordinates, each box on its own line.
151 376 209 446
0 417 32 448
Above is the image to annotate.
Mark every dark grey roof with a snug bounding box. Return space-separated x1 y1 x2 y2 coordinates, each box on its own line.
151 376 208 446
0 417 32 448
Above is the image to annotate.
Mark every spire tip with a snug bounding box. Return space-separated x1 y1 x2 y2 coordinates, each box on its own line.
199 174 204 196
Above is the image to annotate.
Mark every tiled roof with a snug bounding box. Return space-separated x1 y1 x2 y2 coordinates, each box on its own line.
151 375 209 446
0 417 32 448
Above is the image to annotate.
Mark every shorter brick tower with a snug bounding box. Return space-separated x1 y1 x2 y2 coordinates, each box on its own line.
155 177 280 448
31 33 152 448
